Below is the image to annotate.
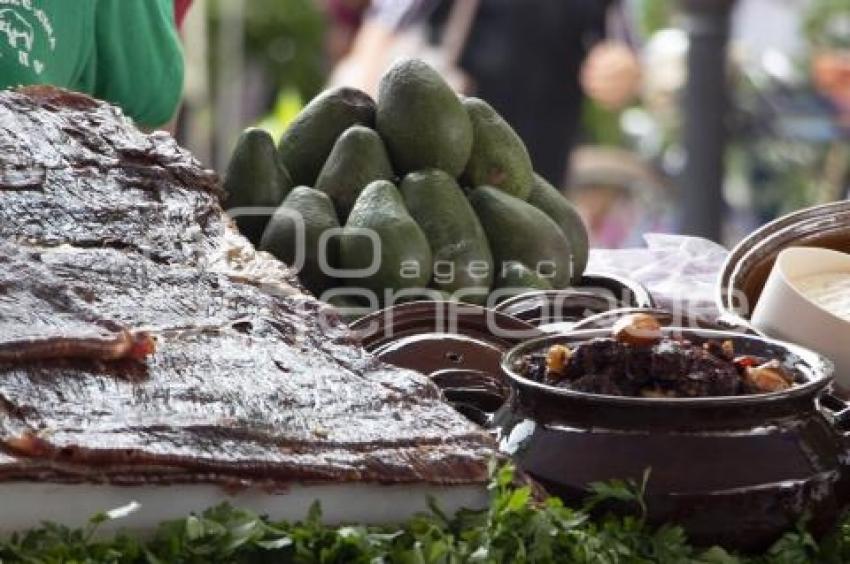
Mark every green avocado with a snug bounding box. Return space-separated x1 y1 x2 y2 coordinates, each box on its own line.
376 59 472 176
339 180 432 302
494 261 553 302
527 173 589 284
259 186 340 296
470 186 573 289
277 87 376 186
462 97 534 200
224 128 293 245
400 169 493 304
315 125 395 221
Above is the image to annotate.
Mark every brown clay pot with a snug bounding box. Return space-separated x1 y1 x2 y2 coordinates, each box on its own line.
494 272 655 331
350 301 541 424
717 201 850 325
497 327 848 551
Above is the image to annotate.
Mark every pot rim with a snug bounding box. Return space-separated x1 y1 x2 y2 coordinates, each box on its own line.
581 271 656 309
501 327 835 408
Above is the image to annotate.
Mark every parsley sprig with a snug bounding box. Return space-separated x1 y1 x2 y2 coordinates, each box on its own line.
1 464 847 563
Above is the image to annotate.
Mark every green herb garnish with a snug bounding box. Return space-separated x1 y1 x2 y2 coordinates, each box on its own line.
1 464 847 563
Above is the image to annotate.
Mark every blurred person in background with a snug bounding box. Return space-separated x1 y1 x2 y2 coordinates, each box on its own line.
324 0 371 64
0 0 187 130
813 51 850 128
175 0 194 29
332 0 642 187
808 1 850 129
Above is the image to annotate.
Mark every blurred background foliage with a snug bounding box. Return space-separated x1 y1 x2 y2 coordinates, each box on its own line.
208 0 326 104
806 0 850 49
181 0 328 167
179 0 848 249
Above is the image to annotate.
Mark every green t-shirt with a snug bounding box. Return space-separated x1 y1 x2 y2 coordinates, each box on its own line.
0 0 184 127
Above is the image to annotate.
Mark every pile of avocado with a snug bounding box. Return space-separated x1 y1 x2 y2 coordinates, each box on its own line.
224 58 589 309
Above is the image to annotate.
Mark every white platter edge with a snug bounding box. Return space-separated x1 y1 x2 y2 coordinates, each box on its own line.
0 481 488 534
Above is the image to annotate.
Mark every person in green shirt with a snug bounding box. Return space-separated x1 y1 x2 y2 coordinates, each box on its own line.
0 0 184 129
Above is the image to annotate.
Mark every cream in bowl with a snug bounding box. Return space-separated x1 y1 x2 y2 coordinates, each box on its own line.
792 272 850 322
752 247 850 389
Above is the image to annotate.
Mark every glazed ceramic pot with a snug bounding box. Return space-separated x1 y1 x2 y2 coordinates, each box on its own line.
496 328 848 551
494 272 655 331
350 301 541 423
717 200 850 324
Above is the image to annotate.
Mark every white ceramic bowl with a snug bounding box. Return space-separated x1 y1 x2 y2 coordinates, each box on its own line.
752 247 850 390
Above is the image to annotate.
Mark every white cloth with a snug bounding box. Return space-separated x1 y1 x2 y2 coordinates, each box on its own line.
588 234 729 320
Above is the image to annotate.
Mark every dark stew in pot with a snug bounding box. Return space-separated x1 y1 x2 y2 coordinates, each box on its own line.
516 314 802 398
